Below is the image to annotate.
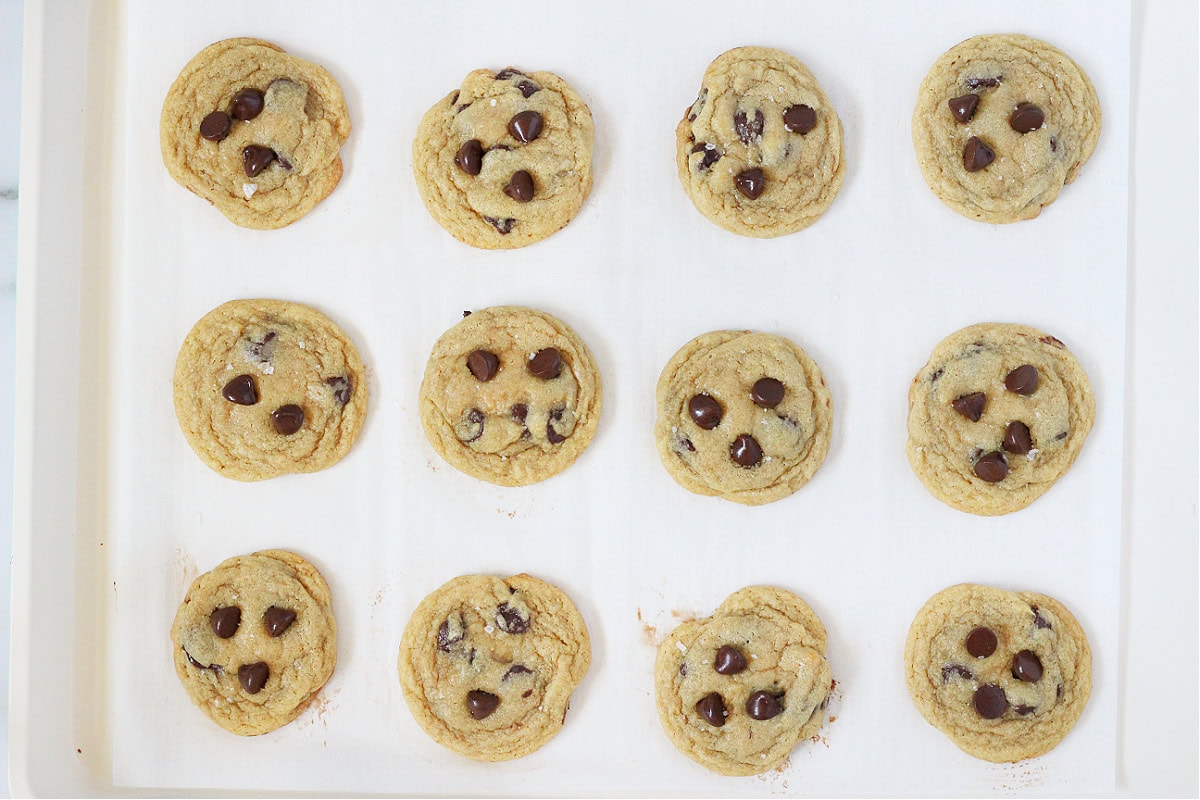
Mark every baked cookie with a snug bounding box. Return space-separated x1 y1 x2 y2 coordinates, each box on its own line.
655 586 832 776
676 46 845 238
904 583 1092 762
160 38 351 229
419 306 602 486
912 34 1101 223
173 299 367 481
654 330 832 505
171 549 337 736
906 323 1094 515
397 573 591 761
412 66 594 248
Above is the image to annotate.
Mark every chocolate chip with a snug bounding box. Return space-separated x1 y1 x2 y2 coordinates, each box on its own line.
690 142 721 169
963 136 995 172
1012 650 1043 682
1010 102 1045 133
517 80 540 98
230 88 265 121
183 649 221 672
325 376 351 405
242 144 276 178
546 409 568 444
466 690 500 719
222 374 259 405
734 109 765 144
966 627 997 658
437 619 464 651
528 348 562 379
455 139 484 176
713 645 748 675
1054 431 1068 441
238 662 269 695
751 377 785 409
942 664 974 682
210 606 241 639
1005 365 1039 395
746 690 783 720
730 434 763 468
696 692 727 727
502 664 533 681
265 607 296 637
677 436 695 453
271 404 304 435
494 68 524 80
948 94 980 124
199 111 231 142
483 216 515 234
461 408 485 442
679 662 688 677
973 684 1007 719
952 392 987 422
1032 605 1052 630
495 603 530 634
783 104 816 134
508 110 543 143
735 168 765 200
244 332 277 366
1003 421 1033 454
930 368 944 382
973 451 1008 482
964 76 1001 90
1050 136 1058 152
511 404 528 423
688 394 723 429
1014 704 1037 715
467 350 500 381
1057 683 1064 700
504 170 535 202
276 155 292 170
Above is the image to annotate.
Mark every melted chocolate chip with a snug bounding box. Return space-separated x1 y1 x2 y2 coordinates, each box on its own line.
495 603 530 634
504 170 535 202
730 434 763 468
1003 421 1033 454
713 645 748 675
508 110 543 143
1010 102 1045 133
974 451 1008 482
930 368 944 382
483 216 515 234
222 374 259 405
679 662 688 677
238 662 269 694
183 649 221 672
1032 605 1052 630
271 404 304 435
210 606 241 639
966 627 998 658
1050 136 1058 152
688 394 723 429
952 392 987 422
455 139 484 175
199 111 231 142
1005 365 1039 395
462 408 485 442
494 68 524 80
517 80 540 98
734 109 765 144
973 684 1007 719
511 404 528 423
242 144 276 178
948 94 980 124
1012 650 1043 682
751 377 785 409
245 331 276 365
437 619 464 651
528 348 562 379
1014 704 1037 715
690 142 721 169
1057 683 1064 700
735 168 765 200
696 692 727 727
466 690 500 719
467 350 500 382
942 664 974 682
502 664 533 681
963 136 995 172
678 436 696 453
546 409 568 444
265 607 296 637
746 690 783 720
964 76 1001 90
230 88 265 121
783 104 817 134
277 155 292 170
325 376 352 405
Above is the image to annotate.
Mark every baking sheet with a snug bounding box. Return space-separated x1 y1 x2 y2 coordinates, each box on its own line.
106 0 1129 794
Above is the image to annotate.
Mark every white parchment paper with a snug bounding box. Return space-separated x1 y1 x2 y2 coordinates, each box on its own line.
109 0 1129 794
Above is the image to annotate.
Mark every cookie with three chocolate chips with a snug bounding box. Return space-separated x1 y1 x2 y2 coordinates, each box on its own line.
904 583 1092 762
397 573 591 761
912 33 1101 223
160 38 351 229
412 66 594 248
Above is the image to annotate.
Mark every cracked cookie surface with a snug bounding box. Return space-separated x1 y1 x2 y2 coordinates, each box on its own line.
906 322 1094 515
171 549 337 736
173 299 367 481
655 586 832 776
419 306 602 486
677 46 845 238
412 66 594 249
397 573 591 761
904 583 1092 762
160 38 351 229
912 34 1101 223
655 330 832 505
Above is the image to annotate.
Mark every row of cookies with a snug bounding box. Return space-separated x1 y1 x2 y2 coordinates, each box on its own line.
174 300 1094 516
161 35 1100 238
172 553 1092 772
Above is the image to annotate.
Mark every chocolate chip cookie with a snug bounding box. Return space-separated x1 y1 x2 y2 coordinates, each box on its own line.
655 330 832 505
906 323 1094 515
677 46 845 237
171 549 337 736
655 586 832 776
160 38 351 229
912 34 1101 223
412 66 594 248
904 583 1092 762
419 306 602 486
397 573 591 761
173 299 367 481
